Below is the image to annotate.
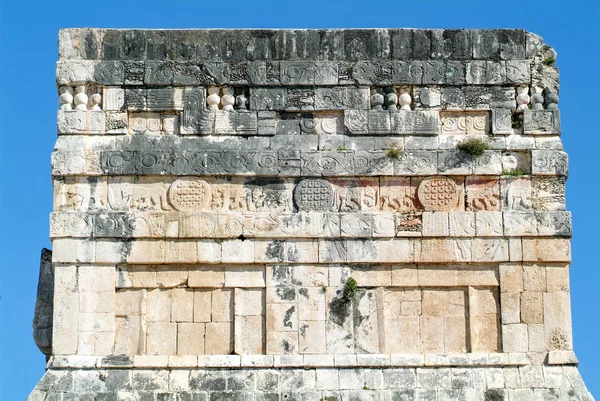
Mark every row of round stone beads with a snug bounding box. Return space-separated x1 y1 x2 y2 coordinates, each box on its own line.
370 87 412 111
517 85 560 111
59 86 101 111
207 87 249 111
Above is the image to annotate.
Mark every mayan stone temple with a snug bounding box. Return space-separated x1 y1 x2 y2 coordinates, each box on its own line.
28 28 594 400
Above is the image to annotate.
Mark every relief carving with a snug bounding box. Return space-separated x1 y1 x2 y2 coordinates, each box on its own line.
441 111 489 135
108 178 171 212
380 178 417 212
417 176 462 211
466 177 500 211
396 212 423 234
502 177 532 211
293 179 334 212
210 186 249 212
168 178 211 212
335 179 378 212
55 178 108 211
532 177 566 211
248 179 291 212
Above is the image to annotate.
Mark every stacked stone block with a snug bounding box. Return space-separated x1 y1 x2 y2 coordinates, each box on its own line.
28 28 594 400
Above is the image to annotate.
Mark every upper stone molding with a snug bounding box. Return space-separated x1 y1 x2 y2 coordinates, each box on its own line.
58 28 547 62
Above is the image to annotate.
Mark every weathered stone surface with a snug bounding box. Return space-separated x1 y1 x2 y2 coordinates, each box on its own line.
29 27 595 401
33 249 54 356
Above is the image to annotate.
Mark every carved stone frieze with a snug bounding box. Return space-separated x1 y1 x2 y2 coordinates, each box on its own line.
34 27 594 401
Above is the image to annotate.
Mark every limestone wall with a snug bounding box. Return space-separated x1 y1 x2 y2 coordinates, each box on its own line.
28 28 594 400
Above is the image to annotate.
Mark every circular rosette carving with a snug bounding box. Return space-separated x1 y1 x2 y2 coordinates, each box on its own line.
441 114 459 134
469 115 487 132
226 153 249 171
130 117 147 133
300 118 317 134
146 118 161 133
293 179 334 212
320 118 337 134
353 155 370 172
104 151 131 169
258 153 277 169
317 156 341 174
417 176 461 211
162 116 177 133
341 215 372 237
139 152 162 170
70 215 93 234
95 213 135 236
533 152 568 176
171 153 190 173
168 178 211 211
373 215 395 235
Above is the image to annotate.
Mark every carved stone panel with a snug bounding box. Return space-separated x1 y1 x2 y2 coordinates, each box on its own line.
168 178 211 212
293 179 334 212
532 177 566 211
417 176 463 211
531 150 568 176
466 177 500 211
523 110 561 135
380 177 418 213
247 178 293 213
332 178 379 213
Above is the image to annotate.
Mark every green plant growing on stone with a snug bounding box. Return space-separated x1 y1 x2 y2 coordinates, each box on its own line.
543 56 556 66
457 138 490 158
321 284 328 293
363 384 371 390
386 146 402 159
502 168 526 176
337 145 348 151
343 277 358 300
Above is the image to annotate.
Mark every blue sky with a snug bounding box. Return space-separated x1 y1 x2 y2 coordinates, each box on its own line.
0 0 598 399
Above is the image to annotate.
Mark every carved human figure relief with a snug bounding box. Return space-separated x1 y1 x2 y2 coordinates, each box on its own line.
107 178 133 210
56 184 85 210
